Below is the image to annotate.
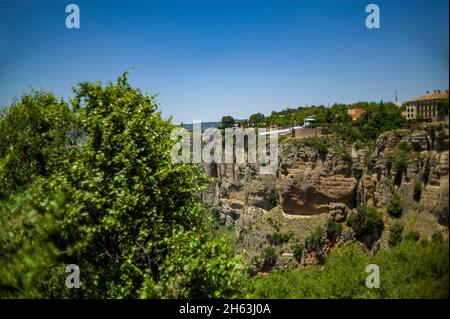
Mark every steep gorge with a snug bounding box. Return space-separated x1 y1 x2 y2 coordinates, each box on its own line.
201 122 449 269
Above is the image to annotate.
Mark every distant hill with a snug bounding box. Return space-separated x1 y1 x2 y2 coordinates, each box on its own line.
182 122 221 131
181 119 247 131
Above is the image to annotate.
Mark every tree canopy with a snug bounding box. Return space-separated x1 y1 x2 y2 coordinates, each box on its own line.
0 73 244 298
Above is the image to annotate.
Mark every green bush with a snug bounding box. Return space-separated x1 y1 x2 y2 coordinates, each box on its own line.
413 182 422 202
432 232 444 244
404 230 420 242
326 219 343 242
347 206 384 248
0 74 244 298
304 137 328 159
388 222 404 247
387 193 403 218
262 247 278 271
431 200 449 227
304 226 324 252
422 160 430 184
269 188 277 210
266 232 290 246
0 186 62 298
393 142 412 184
292 243 304 263
248 239 449 298
0 90 75 199
396 141 414 152
336 147 352 163
394 151 408 183
437 100 449 116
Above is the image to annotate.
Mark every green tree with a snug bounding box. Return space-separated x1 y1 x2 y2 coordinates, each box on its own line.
388 222 404 247
347 206 384 248
249 113 265 125
292 243 304 263
248 239 449 299
413 182 422 202
326 219 343 242
0 185 62 298
0 73 244 298
0 90 75 199
269 188 277 210
304 226 324 252
404 230 420 242
387 193 403 218
220 115 235 128
262 247 278 271
437 99 449 116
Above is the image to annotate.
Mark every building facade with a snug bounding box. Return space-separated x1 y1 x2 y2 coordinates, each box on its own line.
347 108 366 121
404 90 449 121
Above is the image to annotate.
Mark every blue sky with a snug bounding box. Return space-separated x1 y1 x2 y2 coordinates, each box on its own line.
0 0 448 123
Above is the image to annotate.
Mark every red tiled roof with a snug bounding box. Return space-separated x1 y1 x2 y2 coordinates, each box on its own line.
407 91 448 103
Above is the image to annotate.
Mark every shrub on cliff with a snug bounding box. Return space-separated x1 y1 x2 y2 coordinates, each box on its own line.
388 222 404 247
249 239 449 298
304 226 324 252
413 182 422 202
268 188 277 209
266 232 290 246
303 137 328 159
326 219 343 242
387 193 403 218
262 247 278 271
293 243 304 262
404 230 420 242
347 206 384 248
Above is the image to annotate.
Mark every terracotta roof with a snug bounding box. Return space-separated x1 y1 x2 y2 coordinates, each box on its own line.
407 91 449 103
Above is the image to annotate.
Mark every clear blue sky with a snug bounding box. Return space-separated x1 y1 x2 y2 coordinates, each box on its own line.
0 0 448 123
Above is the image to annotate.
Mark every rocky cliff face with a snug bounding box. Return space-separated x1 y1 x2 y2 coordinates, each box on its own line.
360 123 449 218
277 139 361 215
201 122 449 269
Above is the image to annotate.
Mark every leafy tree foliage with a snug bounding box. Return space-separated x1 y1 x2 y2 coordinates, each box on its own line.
326 219 343 242
0 73 244 298
388 222 404 247
249 240 449 298
253 101 405 144
262 247 277 271
220 115 235 128
266 232 291 246
268 188 277 210
404 230 420 242
413 182 422 202
249 113 265 125
292 243 304 263
0 91 75 199
387 193 403 218
304 226 324 252
0 186 61 298
437 99 449 116
347 206 384 248
303 136 328 159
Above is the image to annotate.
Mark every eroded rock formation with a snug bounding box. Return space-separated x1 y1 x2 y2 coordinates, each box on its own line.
201 122 449 269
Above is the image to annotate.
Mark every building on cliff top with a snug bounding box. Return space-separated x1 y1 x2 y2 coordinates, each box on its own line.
347 108 366 121
403 90 449 122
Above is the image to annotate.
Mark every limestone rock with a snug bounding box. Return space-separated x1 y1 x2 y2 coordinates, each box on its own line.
329 202 349 222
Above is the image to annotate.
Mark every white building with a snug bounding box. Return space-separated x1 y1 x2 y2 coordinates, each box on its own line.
303 117 316 128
